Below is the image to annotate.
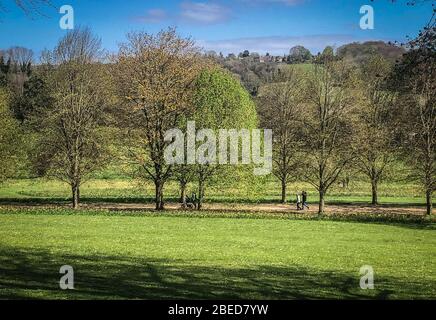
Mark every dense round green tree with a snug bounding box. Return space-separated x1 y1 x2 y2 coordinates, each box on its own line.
175 67 259 209
193 67 258 130
288 46 312 64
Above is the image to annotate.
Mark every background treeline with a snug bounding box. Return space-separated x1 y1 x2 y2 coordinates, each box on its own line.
208 41 405 96
0 24 434 214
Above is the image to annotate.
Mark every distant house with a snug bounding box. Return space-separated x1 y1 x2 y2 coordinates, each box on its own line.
256 54 285 63
260 54 274 63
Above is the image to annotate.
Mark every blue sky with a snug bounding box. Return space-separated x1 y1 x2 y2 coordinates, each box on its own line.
0 0 432 58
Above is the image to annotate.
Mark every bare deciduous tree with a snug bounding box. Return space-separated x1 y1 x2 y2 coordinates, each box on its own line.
257 69 305 203
115 28 205 210
391 26 435 215
173 163 195 207
0 0 52 17
4 46 33 70
354 55 396 205
301 60 357 214
33 27 112 209
2 46 33 98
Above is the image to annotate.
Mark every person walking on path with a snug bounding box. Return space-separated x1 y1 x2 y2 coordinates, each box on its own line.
296 193 302 210
302 191 309 210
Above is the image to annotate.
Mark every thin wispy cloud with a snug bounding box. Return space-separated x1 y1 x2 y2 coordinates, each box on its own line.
180 2 232 24
134 2 232 25
133 0 306 25
198 34 378 55
242 0 307 6
135 9 168 23
272 0 306 5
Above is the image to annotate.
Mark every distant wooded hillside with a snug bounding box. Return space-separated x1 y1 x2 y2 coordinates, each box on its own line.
337 41 406 64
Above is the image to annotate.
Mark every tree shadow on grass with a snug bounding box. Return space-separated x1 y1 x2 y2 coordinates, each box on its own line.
0 246 433 300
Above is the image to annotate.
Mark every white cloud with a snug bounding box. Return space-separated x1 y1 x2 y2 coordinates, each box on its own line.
135 9 168 23
262 0 305 5
134 2 232 25
180 2 232 24
242 0 306 6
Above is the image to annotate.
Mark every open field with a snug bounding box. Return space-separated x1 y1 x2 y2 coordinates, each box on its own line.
0 0 434 304
0 177 434 299
0 208 435 299
0 177 431 206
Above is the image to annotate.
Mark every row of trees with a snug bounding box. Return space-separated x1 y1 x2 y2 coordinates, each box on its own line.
259 29 434 214
0 27 258 211
0 25 434 215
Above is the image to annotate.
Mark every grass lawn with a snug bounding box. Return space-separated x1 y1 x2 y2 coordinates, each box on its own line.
0 178 430 205
0 209 435 299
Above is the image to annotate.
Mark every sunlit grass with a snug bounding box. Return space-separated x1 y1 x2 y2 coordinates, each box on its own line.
0 177 428 205
0 209 434 299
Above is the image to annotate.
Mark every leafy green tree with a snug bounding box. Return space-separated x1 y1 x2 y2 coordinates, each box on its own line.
288 46 312 64
315 46 336 64
11 74 53 123
0 89 22 182
322 46 334 57
0 55 9 87
190 67 258 209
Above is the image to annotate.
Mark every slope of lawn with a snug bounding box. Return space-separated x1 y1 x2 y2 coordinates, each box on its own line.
0 209 435 299
0 177 429 205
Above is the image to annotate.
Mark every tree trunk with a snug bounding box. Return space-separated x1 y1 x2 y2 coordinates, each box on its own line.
180 182 187 207
72 184 80 209
371 179 378 205
155 180 164 210
198 179 205 211
72 136 80 210
318 190 325 215
281 179 287 204
426 189 433 215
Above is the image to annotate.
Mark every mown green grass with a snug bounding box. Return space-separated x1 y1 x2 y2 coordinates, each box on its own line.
0 208 434 299
0 177 429 205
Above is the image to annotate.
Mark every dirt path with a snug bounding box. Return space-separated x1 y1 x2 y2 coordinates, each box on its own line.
1 201 427 216
94 202 426 215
